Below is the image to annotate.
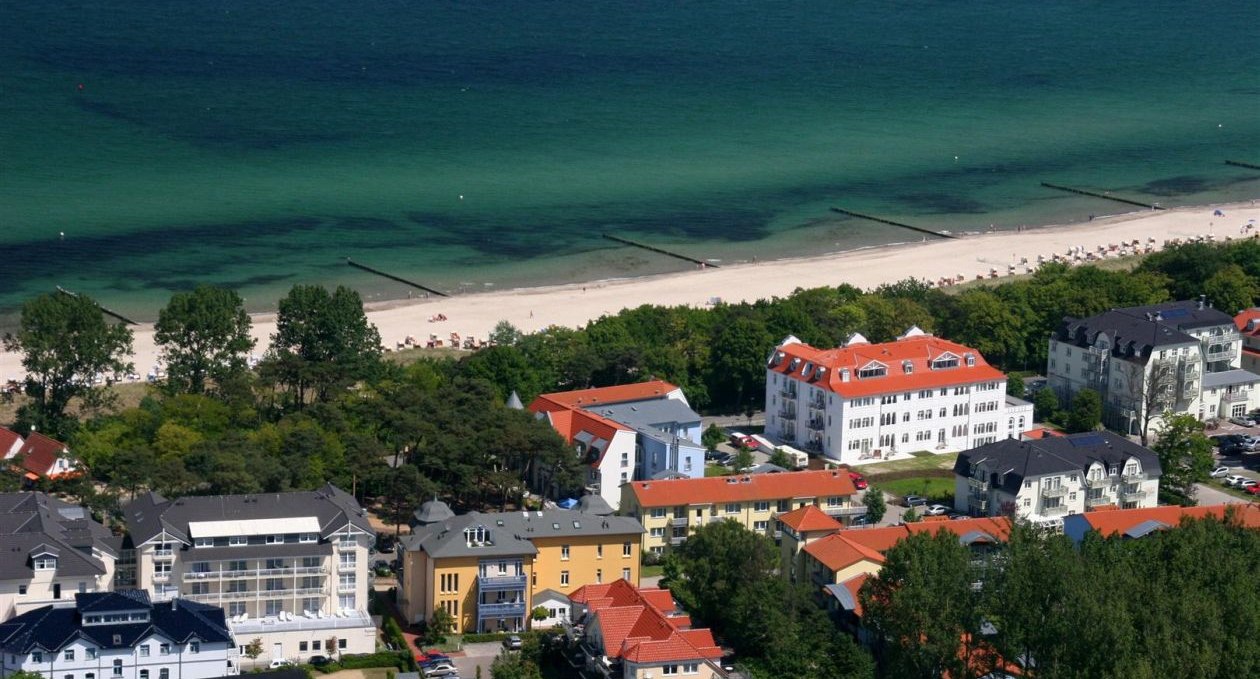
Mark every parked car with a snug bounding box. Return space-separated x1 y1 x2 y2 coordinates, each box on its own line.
422 663 459 678
850 514 873 526
1223 475 1250 487
923 504 950 516
1246 484 1260 496
503 635 523 651
1229 416 1257 427
848 472 868 490
308 656 330 666
416 650 450 663
1238 479 1259 490
1211 434 1248 447
904 495 928 508
268 659 292 669
1210 466 1231 478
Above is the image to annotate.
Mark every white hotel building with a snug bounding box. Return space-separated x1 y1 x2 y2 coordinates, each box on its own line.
765 329 1033 465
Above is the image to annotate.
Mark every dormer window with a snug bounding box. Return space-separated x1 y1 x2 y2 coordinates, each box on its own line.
229 536 247 546
932 354 959 370
857 362 887 379
34 557 57 571
463 526 490 546
194 538 213 548
298 533 316 544
266 535 284 545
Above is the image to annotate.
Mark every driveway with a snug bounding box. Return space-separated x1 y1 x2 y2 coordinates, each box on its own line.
1193 483 1252 506
450 641 502 679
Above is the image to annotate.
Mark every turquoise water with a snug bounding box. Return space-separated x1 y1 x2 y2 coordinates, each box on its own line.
1 0 1258 320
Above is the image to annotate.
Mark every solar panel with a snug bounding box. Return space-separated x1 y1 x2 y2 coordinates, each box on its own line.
1068 433 1105 447
1159 308 1189 319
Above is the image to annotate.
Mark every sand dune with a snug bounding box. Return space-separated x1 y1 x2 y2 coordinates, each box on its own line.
3 202 1257 381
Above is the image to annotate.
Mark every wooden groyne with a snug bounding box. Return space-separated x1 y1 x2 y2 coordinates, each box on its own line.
1040 182 1165 210
828 208 958 240
1225 160 1260 171
346 259 448 297
55 286 138 325
602 234 719 267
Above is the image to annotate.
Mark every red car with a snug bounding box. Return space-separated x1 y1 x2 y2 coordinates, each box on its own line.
848 472 868 490
1245 484 1260 496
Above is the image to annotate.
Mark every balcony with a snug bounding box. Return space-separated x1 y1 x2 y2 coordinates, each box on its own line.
336 583 357 594
1121 471 1146 483
1085 495 1112 508
152 572 171 582
1084 475 1111 488
336 562 357 574
1041 504 1068 516
822 505 867 517
967 478 989 492
183 571 215 581
294 566 326 575
778 408 797 421
153 550 175 561
478 601 526 619
1120 488 1147 503
668 535 686 546
1205 345 1235 362
291 587 325 596
1222 390 1249 404
1040 485 1068 498
478 574 527 592
780 430 796 443
807 417 825 431
669 516 688 527
809 395 826 410
258 567 295 576
779 387 797 400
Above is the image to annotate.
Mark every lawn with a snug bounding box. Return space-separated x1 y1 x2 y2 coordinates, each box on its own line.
859 452 958 476
872 476 956 503
705 464 728 477
641 564 664 578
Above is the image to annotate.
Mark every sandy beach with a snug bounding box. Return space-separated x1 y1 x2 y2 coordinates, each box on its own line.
3 202 1258 381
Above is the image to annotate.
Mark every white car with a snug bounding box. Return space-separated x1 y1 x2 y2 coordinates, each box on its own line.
1209 466 1230 478
1223 475 1250 487
1239 479 1259 490
923 504 950 516
268 659 292 669
422 664 458 678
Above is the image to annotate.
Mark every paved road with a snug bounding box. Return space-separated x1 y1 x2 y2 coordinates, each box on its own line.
1194 483 1255 506
451 641 502 679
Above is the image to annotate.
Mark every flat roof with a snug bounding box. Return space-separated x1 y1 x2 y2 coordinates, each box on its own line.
188 516 321 539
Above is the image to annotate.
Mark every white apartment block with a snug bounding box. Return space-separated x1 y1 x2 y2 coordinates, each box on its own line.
0 590 237 679
765 329 1032 465
1048 299 1260 438
955 431 1161 527
121 485 376 667
0 492 120 621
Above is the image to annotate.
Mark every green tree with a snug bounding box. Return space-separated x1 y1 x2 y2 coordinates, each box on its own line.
154 285 255 395
1066 388 1102 433
1006 373 1025 398
530 606 548 623
1033 387 1060 423
264 284 381 405
860 531 989 679
1150 413 1214 501
243 638 264 661
768 447 793 469
489 320 523 347
2 292 133 436
325 636 340 661
701 423 725 451
1203 264 1257 313
490 654 542 679
902 506 920 523
425 607 456 645
663 521 780 635
863 486 886 523
733 446 754 472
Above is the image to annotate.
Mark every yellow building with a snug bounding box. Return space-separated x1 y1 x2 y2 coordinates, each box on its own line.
619 469 861 553
397 498 643 633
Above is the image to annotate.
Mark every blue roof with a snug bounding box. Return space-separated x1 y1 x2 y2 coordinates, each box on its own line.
557 499 579 509
1068 434 1106 448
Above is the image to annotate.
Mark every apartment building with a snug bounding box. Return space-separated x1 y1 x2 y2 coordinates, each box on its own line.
619 469 860 553
765 329 1032 465
1048 299 1260 437
397 501 643 633
0 590 237 679
1234 308 1260 373
568 580 726 679
529 381 706 510
954 432 1161 525
121 484 375 666
0 492 120 620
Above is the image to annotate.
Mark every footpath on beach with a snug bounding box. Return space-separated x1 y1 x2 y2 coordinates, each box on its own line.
2 202 1259 382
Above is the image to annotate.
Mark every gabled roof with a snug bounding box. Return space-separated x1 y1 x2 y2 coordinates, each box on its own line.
535 381 681 408
1235 308 1260 337
955 431 1161 495
0 428 75 478
626 469 856 508
1056 300 1234 360
1071 504 1260 538
528 381 696 467
768 334 1005 398
0 492 116 579
824 572 871 617
575 580 723 667
122 483 373 546
777 505 843 533
805 518 1013 574
0 592 231 654
0 429 21 457
400 509 643 559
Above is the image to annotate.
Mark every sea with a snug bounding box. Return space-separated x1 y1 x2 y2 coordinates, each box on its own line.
2 0 1258 323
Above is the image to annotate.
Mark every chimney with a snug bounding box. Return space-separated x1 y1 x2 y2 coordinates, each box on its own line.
1199 294 1206 310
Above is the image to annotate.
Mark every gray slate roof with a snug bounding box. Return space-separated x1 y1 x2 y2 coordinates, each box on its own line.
575 494 614 516
590 399 703 448
954 432 1162 495
1055 300 1234 360
123 483 373 546
400 509 643 559
0 492 116 580
1201 369 1260 389
0 590 231 654
413 499 456 525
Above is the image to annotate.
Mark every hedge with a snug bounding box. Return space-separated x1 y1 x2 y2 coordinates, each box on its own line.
460 630 540 644
308 651 412 674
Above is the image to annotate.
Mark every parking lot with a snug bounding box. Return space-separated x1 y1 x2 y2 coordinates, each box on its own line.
1203 422 1260 498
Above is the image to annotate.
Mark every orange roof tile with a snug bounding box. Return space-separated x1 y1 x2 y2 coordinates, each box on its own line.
804 533 886 573
1021 427 1065 439
536 380 680 408
1235 309 1260 336
577 580 723 667
15 430 71 478
627 469 856 507
806 517 1012 574
1082 504 1260 536
904 517 1011 542
0 427 22 456
777 505 843 533
769 335 1006 398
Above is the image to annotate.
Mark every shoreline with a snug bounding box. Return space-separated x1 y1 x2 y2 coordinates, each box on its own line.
3 200 1259 381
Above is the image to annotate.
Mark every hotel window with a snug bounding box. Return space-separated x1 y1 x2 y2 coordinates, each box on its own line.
303 597 321 613
228 560 247 573
86 649 96 661
650 508 666 518
777 500 791 512
753 501 770 512
561 545 570 560
190 582 209 595
596 545 603 559
113 660 122 677
266 558 286 570
189 642 199 654
622 568 631 580
650 527 664 537
141 672 149 679
159 670 169 679
265 600 283 616
623 541 632 557
266 535 284 545
194 538 213 548
339 594 356 610
340 552 356 566
34 557 56 571
339 640 347 650
159 644 170 656
560 571 569 587
228 602 246 617
139 645 150 657
299 642 308 652
64 650 75 661
18 585 26 595
302 556 321 568
229 536 246 546
753 520 769 532
299 533 316 543
596 569 602 584
725 503 740 514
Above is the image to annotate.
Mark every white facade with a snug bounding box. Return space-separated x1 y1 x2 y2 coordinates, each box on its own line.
0 632 236 679
0 550 117 622
582 429 638 511
765 332 1026 466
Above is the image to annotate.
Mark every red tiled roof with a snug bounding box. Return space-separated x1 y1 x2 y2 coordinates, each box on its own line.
805 517 1012 574
576 580 723 666
1022 427 1065 439
1082 504 1260 536
0 427 22 456
536 380 680 408
769 335 1006 398
777 505 843 533
627 469 857 508
841 573 870 617
1234 309 1260 336
13 430 71 478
